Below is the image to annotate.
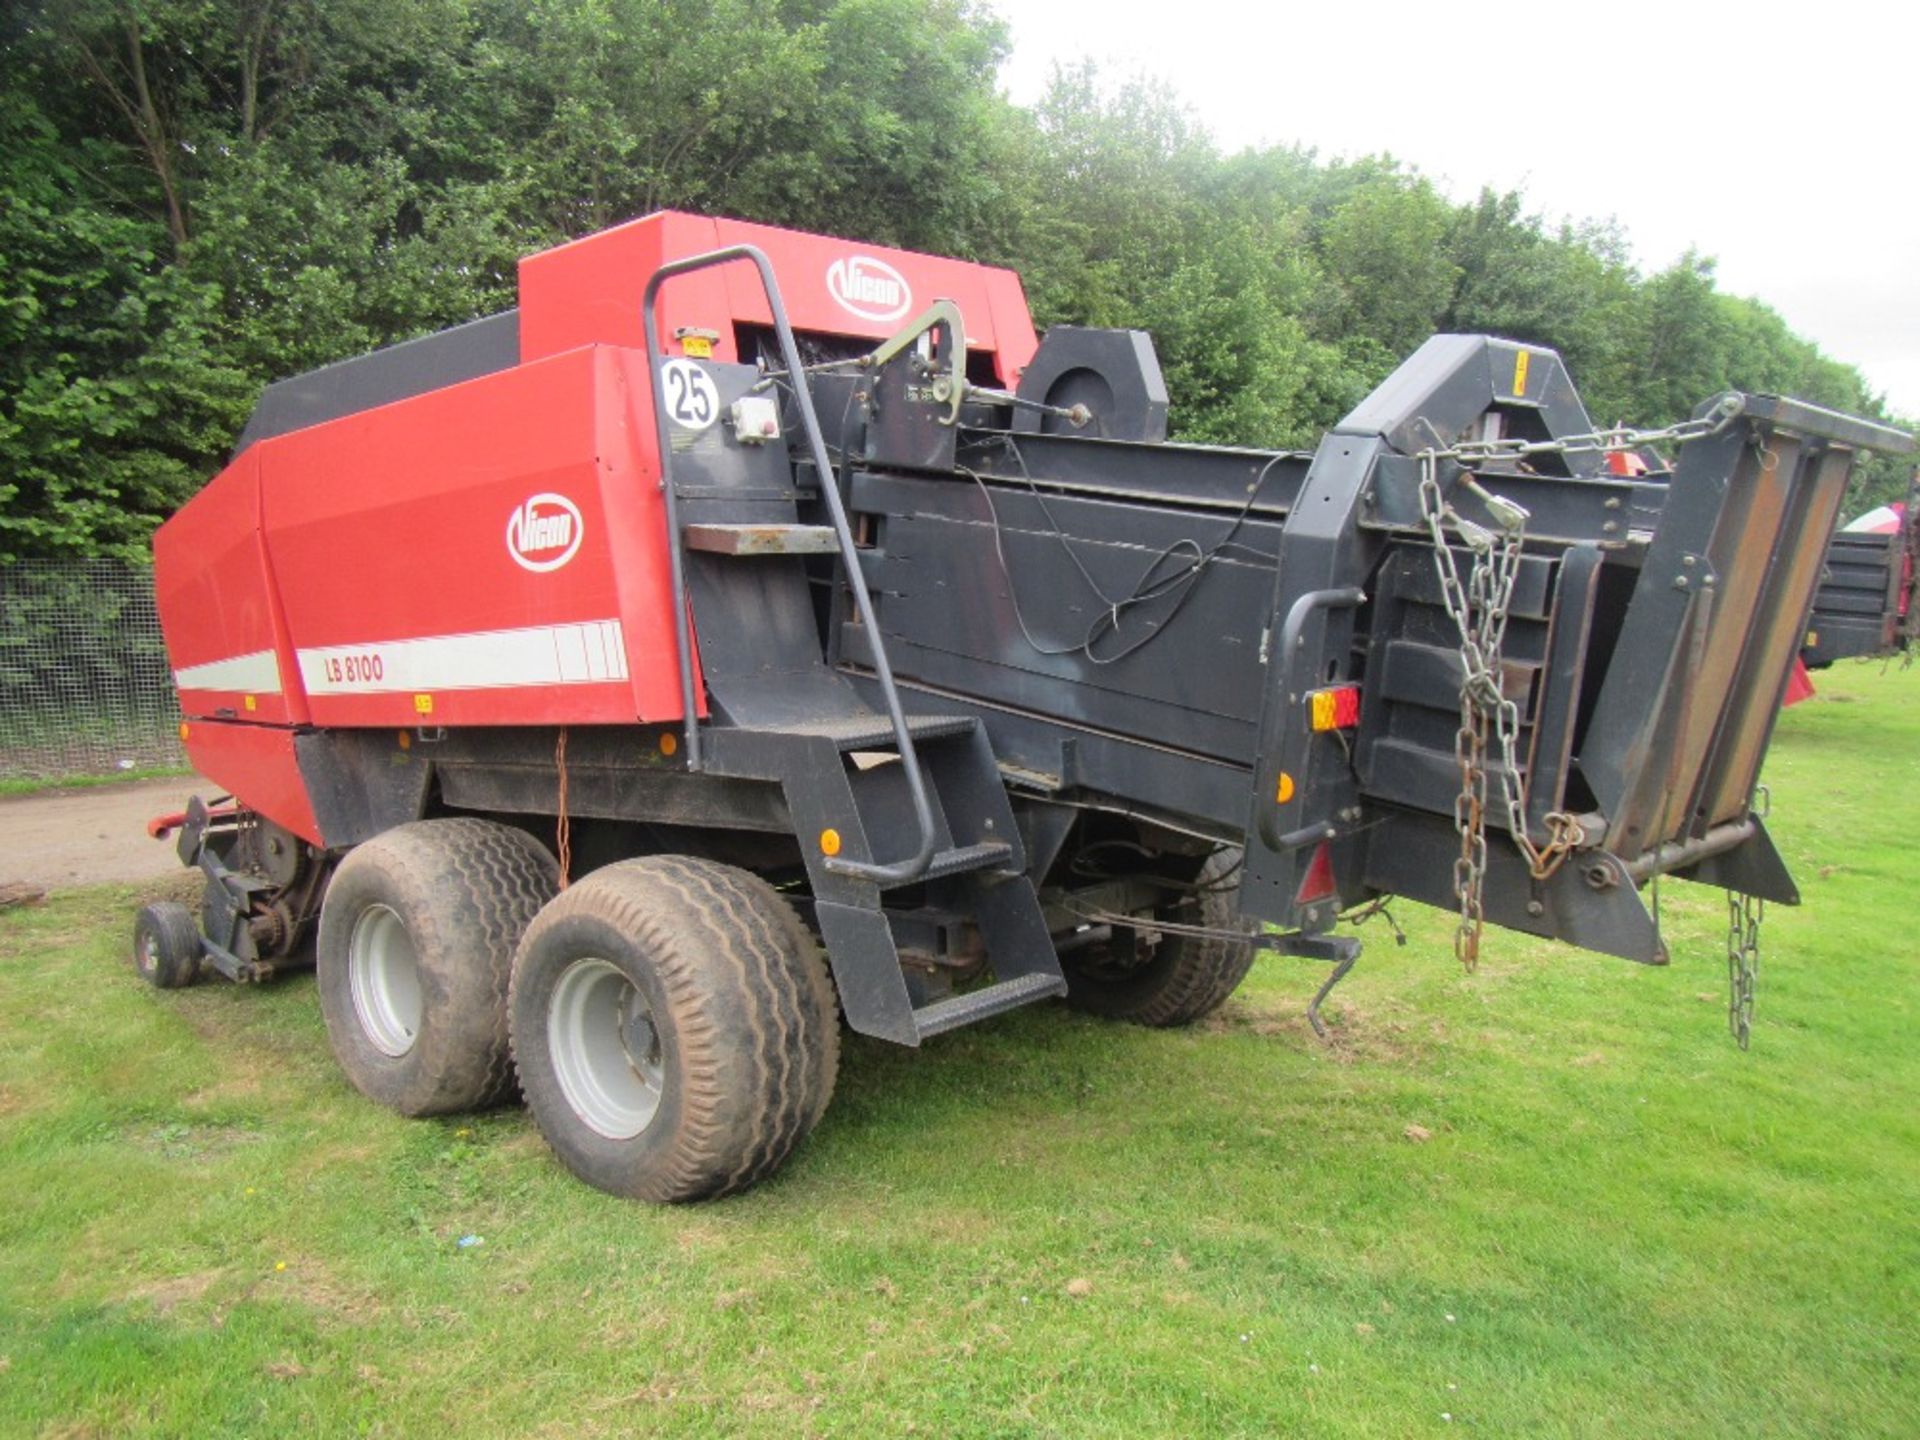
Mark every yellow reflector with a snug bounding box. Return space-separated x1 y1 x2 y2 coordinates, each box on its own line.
819 828 843 857
243 694 257 712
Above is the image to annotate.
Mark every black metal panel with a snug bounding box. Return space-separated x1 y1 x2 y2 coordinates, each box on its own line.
1340 334 1603 477
408 726 790 833
1360 454 1640 547
233 311 521 456
1240 431 1384 926
294 730 433 847
955 430 1309 516
845 471 1279 761
1013 326 1169 442
1804 531 1901 665
1361 807 1666 964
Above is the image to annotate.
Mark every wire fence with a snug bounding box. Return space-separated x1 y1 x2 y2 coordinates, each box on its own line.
0 559 186 784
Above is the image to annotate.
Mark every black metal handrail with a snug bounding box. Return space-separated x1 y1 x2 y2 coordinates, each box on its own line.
641 244 941 886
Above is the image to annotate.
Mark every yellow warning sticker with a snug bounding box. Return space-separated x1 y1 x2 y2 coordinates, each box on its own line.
1512 349 1531 398
243 694 257 712
413 693 435 715
680 334 714 359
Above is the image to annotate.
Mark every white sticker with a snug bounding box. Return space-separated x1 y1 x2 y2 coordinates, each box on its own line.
506 492 584 572
827 255 913 324
660 357 720 431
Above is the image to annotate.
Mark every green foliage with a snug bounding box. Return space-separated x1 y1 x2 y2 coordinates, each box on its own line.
0 3 1910 558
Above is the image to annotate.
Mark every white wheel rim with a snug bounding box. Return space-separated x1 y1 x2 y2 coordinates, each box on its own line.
348 903 424 1057
547 958 664 1140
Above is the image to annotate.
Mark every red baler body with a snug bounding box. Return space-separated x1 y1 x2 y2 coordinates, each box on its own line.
155 212 1038 844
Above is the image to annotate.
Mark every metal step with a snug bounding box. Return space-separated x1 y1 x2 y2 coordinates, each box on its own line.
911 972 1068 1039
683 522 840 555
882 840 1014 889
763 713 978 751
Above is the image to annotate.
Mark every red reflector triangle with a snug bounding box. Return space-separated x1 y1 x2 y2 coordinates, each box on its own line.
1295 841 1337 905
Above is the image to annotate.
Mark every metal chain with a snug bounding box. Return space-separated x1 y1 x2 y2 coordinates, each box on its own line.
1418 439 1616 968
1439 397 1745 472
1726 889 1761 1050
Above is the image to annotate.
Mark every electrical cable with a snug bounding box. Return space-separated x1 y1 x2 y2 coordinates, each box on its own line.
962 437 1289 665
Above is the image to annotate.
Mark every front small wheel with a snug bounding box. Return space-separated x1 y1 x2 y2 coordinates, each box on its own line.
510 856 839 1203
132 902 202 989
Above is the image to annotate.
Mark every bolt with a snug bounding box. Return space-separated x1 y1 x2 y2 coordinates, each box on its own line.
1604 496 1622 510
1674 576 1690 590
1526 899 1545 917
1584 863 1616 891
1602 521 1619 533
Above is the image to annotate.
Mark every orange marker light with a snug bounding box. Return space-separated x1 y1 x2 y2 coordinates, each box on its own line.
178 722 191 741
659 732 679 756
397 730 412 750
819 828 843 857
1275 771 1296 803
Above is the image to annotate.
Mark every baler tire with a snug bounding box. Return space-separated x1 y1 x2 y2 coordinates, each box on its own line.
1059 847 1257 1027
508 856 839 1204
133 901 203 989
317 818 558 1117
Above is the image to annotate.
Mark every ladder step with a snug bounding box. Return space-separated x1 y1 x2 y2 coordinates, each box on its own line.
912 972 1068 1039
909 840 1015 885
684 522 840 556
763 713 978 751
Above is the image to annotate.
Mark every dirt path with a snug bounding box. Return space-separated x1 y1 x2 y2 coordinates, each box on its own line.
0 776 213 892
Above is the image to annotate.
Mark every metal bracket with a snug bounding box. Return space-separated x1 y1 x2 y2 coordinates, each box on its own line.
1268 931 1362 1039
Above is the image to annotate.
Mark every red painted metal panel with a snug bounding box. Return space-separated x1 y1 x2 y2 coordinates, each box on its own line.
153 446 309 726
179 719 323 845
518 210 1039 384
259 347 687 729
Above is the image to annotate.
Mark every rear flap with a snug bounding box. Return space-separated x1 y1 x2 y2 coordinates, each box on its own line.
1576 397 1910 880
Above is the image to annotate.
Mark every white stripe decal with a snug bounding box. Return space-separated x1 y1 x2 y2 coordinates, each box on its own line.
298 620 630 696
174 649 283 694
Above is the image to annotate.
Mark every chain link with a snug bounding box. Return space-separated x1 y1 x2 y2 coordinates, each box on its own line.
1726 889 1761 1050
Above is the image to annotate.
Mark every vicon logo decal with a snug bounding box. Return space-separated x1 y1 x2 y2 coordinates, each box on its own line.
826 255 913 324
506 493 584 572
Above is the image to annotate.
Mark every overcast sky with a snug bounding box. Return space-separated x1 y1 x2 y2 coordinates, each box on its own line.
991 0 1920 416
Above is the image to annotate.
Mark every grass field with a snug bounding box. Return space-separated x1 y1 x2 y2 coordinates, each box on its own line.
2 666 1915 1438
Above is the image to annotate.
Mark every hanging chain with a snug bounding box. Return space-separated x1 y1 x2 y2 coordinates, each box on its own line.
1726 889 1761 1050
1406 407 1747 969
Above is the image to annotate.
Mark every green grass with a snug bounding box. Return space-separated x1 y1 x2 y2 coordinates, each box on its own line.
3 668 1916 1438
0 765 192 799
